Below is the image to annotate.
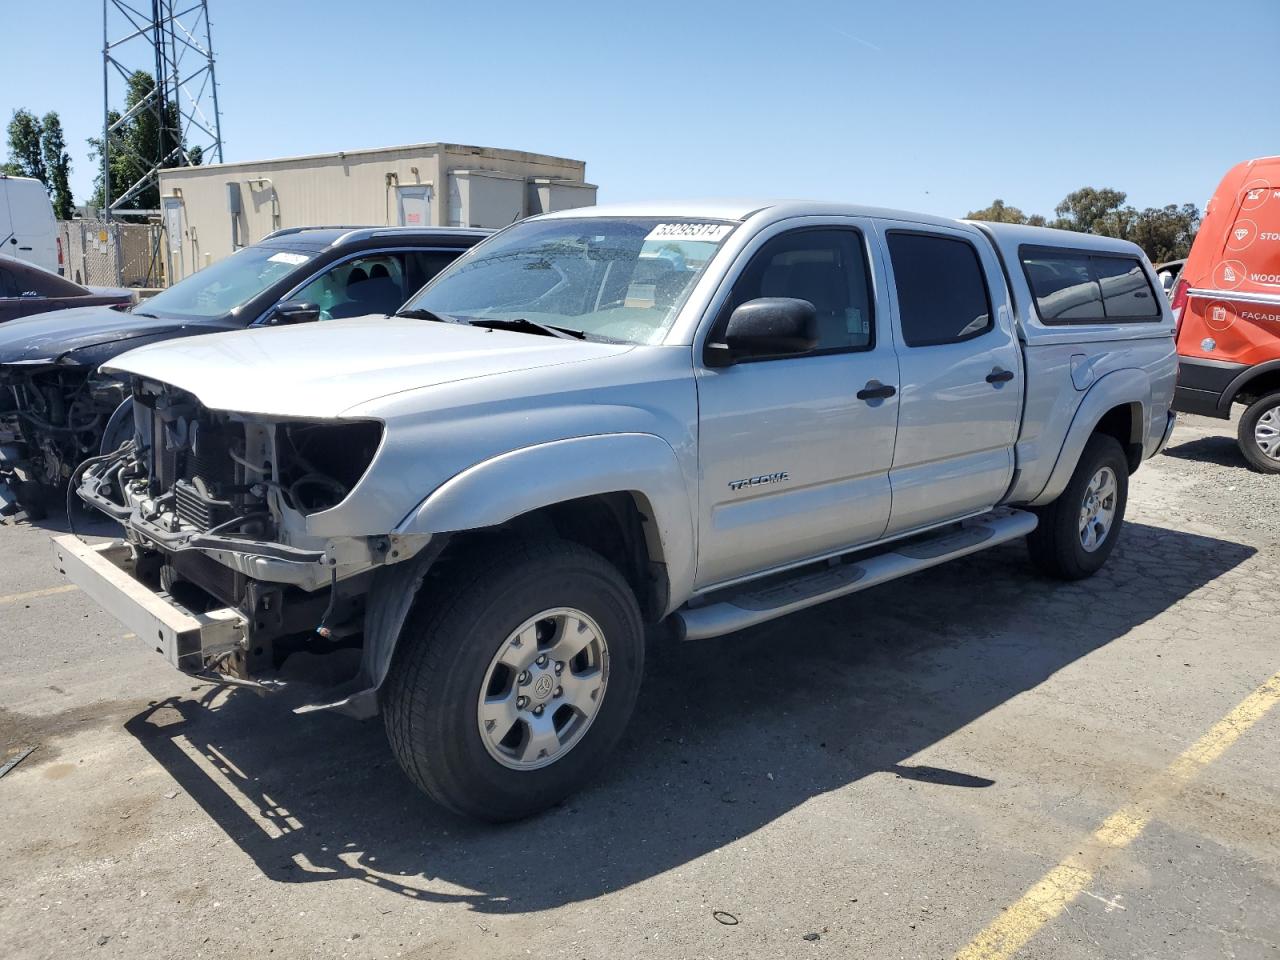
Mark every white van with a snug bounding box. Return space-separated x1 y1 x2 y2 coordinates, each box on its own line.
0 175 59 275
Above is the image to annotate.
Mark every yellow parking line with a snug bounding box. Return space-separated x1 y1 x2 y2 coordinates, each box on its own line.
0 584 79 606
955 671 1280 960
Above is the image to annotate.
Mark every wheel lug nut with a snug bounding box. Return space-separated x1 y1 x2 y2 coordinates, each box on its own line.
518 671 530 684
535 654 547 667
554 686 562 698
533 704 544 716
517 696 528 709
554 662 563 674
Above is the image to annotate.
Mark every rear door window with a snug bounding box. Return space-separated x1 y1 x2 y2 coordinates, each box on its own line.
1020 247 1160 323
887 232 992 347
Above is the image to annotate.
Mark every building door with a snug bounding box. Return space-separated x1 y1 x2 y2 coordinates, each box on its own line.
162 195 186 282
397 185 433 227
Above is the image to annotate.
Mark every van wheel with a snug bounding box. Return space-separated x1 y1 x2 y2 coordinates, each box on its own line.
1027 433 1129 580
382 538 644 822
1238 392 1280 474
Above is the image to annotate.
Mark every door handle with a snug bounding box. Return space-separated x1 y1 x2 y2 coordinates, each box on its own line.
857 380 897 401
986 368 1015 384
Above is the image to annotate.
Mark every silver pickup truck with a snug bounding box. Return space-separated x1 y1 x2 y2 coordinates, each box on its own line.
55 201 1177 820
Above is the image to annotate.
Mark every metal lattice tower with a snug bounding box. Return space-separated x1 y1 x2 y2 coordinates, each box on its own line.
101 0 224 218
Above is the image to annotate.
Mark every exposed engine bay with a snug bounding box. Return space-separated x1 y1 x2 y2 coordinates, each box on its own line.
0 364 128 513
75 377 399 679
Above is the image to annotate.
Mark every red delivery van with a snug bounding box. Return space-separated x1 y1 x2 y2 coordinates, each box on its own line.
1171 156 1280 472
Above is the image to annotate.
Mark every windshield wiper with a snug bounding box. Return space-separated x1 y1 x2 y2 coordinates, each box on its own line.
467 317 586 340
394 307 462 324
131 310 158 318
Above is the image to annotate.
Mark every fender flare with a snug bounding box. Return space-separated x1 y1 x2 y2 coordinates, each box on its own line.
1218 359 1280 414
395 432 695 589
1029 369 1149 507
298 433 697 719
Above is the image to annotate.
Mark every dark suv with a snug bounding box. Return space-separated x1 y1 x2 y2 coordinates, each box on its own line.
0 226 488 518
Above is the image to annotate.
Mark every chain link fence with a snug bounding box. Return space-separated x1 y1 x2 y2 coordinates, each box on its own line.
60 220 167 289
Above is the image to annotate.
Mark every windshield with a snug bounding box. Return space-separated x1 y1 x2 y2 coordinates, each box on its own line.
403 217 737 344
140 246 315 321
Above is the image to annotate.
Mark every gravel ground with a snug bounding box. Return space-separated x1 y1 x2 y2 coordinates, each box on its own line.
0 411 1276 959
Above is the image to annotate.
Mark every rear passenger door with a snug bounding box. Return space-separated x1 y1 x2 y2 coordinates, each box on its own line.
881 226 1022 536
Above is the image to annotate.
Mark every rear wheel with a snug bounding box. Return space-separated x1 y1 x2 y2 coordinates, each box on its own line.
1026 433 1129 580
1237 391 1280 474
382 538 644 822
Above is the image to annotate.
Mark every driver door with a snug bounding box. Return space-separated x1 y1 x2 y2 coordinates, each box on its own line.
694 221 900 588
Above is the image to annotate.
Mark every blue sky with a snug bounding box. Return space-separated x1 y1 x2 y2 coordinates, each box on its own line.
4 0 1277 218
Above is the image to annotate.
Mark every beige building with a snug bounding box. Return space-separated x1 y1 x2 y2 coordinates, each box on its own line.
157 142 597 281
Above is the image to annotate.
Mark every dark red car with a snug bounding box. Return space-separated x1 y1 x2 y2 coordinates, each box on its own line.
0 255 135 324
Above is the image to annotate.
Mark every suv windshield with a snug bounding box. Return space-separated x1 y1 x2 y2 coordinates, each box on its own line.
139 245 315 321
402 217 737 344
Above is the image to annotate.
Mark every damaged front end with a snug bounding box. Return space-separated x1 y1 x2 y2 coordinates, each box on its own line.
67 377 424 703
0 362 127 517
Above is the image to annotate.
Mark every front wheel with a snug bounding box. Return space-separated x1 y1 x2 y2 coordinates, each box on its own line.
1237 391 1280 474
1026 433 1129 580
382 538 644 822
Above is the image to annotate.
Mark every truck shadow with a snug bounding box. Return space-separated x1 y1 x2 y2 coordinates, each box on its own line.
1160 434 1255 471
124 521 1253 914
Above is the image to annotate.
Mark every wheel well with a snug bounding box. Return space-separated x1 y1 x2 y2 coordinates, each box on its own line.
444 493 668 622
1093 403 1144 473
1236 369 1280 407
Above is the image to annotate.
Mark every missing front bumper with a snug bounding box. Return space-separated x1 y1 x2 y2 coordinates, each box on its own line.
51 534 246 672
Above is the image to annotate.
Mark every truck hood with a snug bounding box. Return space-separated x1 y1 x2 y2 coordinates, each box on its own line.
105 316 635 418
0 304 221 365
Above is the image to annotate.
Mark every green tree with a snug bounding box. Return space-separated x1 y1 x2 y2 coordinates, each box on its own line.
1050 187 1129 234
2 109 74 219
966 199 1030 224
88 71 200 214
2 109 49 183
1128 203 1200 262
39 113 74 220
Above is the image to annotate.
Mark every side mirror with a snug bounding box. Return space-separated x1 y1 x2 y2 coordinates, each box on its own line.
270 300 321 325
706 297 818 366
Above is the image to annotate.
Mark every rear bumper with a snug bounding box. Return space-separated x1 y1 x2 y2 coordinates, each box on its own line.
51 534 245 672
1172 356 1246 419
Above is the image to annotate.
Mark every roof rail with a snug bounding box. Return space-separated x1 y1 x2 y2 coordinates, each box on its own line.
260 225 377 241
331 225 493 247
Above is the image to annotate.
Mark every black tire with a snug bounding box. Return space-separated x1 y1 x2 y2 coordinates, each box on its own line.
1026 433 1129 580
1237 391 1280 474
100 397 134 456
15 480 47 521
382 538 645 822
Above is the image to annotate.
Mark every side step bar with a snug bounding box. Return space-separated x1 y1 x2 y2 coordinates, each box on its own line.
675 508 1038 641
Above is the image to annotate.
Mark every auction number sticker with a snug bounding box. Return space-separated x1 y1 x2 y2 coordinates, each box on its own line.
268 252 310 265
645 223 734 243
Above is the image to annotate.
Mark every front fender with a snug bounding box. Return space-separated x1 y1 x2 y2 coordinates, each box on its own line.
395 432 697 610
1029 369 1150 507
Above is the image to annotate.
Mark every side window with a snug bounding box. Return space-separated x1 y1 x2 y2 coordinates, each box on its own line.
404 250 462 297
0 267 19 298
1091 256 1159 318
887 232 993 347
723 228 874 353
1020 247 1159 322
290 253 408 320
1022 249 1101 321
